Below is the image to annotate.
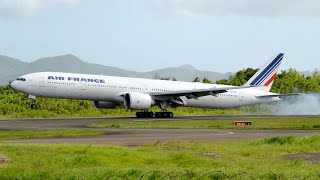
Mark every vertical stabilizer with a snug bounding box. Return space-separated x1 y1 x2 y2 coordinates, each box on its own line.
244 53 284 92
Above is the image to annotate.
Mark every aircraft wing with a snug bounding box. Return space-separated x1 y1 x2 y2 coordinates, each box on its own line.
256 93 304 98
150 85 254 99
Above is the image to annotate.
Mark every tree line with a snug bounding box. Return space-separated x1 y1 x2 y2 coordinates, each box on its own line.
214 68 320 93
155 68 320 93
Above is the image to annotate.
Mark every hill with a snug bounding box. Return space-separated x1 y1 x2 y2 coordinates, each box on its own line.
0 54 230 85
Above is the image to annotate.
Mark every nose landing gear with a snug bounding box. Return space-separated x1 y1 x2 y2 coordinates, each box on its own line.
28 95 36 109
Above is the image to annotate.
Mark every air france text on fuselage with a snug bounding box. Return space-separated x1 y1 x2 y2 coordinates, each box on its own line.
48 76 105 83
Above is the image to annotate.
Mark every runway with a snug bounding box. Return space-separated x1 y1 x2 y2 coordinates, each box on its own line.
1 115 320 146
5 129 320 146
1 114 320 130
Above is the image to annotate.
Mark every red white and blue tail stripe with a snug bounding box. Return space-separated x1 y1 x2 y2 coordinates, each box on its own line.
245 53 284 92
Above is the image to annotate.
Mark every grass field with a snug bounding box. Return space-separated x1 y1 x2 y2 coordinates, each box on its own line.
0 104 271 119
1 135 320 179
0 129 103 140
89 117 320 130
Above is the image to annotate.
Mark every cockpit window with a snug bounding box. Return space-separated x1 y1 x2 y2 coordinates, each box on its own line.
16 78 26 81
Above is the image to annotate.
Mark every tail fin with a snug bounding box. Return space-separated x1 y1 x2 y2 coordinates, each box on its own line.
244 53 284 92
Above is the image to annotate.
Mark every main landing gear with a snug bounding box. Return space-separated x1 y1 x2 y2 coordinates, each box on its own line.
136 111 154 118
28 95 36 109
135 111 174 118
155 101 173 118
155 112 173 118
136 101 174 118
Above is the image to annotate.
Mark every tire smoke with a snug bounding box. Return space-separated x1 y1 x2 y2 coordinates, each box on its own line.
272 93 320 115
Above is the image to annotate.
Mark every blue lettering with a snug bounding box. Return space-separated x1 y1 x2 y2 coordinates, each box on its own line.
48 76 55 80
51 76 106 83
80 78 87 82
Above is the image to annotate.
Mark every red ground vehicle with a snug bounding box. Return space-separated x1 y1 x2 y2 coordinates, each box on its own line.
234 121 252 126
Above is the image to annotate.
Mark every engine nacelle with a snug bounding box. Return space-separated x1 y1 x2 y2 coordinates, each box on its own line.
93 101 118 109
124 92 153 110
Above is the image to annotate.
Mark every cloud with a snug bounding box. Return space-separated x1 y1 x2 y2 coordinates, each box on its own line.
0 0 79 17
147 0 320 17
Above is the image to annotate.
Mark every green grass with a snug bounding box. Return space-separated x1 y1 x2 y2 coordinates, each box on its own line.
0 129 103 140
1 135 320 179
89 117 320 130
0 89 272 119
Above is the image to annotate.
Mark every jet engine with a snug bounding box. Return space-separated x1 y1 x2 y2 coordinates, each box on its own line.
124 92 154 110
93 101 118 109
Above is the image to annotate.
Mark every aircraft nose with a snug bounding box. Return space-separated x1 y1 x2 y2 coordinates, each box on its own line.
10 81 17 89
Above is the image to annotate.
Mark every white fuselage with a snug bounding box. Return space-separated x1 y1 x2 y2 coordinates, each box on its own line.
10 72 280 109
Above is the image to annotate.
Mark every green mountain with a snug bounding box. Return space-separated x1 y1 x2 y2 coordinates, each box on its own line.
0 55 31 84
0 54 230 85
144 64 232 81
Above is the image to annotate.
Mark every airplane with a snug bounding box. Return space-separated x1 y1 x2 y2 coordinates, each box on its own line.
10 53 300 118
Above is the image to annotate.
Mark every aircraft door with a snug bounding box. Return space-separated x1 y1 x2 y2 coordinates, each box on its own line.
39 77 45 87
80 82 87 99
39 77 46 96
238 92 244 103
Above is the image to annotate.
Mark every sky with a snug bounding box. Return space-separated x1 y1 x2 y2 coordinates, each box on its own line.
0 0 320 73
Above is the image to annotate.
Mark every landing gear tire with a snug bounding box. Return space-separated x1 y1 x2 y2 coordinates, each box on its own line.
155 112 174 118
136 111 173 118
136 112 154 118
30 104 36 109
155 112 162 118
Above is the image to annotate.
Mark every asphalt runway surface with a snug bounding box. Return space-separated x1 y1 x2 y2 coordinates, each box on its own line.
1 115 320 146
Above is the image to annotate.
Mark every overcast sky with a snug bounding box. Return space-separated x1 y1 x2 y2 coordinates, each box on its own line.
0 0 319 73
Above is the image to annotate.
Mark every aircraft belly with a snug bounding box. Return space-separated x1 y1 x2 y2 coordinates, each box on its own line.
44 86 69 98
85 88 119 101
183 96 238 109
